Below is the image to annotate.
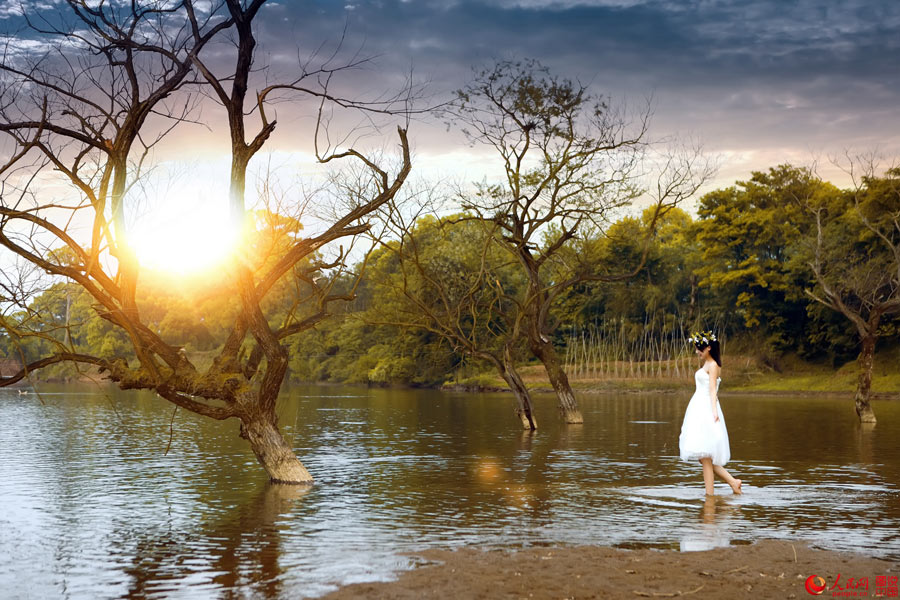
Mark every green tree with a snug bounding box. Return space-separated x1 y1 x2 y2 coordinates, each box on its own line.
551 207 700 370
585 208 697 324
694 165 824 352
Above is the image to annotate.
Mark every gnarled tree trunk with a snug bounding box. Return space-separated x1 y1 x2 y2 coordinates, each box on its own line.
241 413 312 484
529 336 584 424
498 350 537 430
854 334 877 424
521 273 583 425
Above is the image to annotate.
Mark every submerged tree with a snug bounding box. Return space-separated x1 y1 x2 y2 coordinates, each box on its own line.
368 208 539 429
796 161 900 423
451 59 711 424
0 0 412 483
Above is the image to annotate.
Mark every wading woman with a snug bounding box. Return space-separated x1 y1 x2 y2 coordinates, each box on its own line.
679 331 743 495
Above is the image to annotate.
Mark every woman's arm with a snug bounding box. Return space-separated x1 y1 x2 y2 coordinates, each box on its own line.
708 362 720 421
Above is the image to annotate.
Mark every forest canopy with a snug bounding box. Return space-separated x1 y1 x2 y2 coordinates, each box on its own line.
4 164 898 388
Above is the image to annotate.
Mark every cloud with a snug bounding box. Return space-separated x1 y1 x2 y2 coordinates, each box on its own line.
271 0 899 174
0 0 64 20
3 0 896 187
481 0 655 8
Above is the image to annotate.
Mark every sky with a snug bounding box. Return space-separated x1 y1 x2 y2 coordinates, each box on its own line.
242 0 900 191
2 0 900 221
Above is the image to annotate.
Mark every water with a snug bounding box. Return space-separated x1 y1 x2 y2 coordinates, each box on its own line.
1 384 898 598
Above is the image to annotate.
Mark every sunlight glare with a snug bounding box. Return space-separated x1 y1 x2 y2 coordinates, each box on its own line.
129 208 239 276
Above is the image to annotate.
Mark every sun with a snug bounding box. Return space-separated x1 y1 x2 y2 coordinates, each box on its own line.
129 208 240 277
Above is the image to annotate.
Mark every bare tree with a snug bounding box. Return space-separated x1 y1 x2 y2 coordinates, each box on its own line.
801 158 900 423
0 0 412 483
451 59 712 424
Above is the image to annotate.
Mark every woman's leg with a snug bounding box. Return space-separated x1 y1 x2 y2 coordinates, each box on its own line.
699 457 715 495
713 465 742 494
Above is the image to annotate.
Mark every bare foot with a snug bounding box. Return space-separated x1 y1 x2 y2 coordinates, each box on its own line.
731 479 743 494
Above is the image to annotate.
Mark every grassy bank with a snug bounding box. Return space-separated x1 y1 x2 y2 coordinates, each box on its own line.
448 348 900 397
12 346 900 399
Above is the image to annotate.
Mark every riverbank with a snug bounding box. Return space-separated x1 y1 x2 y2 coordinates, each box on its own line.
8 349 900 399
445 350 900 398
322 539 899 599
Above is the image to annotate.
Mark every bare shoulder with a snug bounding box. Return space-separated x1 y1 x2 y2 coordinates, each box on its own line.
706 361 721 378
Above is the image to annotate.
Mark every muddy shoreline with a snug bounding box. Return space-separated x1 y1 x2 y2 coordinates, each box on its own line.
321 540 899 599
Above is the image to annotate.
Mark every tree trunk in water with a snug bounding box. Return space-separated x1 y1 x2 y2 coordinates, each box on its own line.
854 335 877 424
241 415 313 484
498 354 537 430
531 338 584 424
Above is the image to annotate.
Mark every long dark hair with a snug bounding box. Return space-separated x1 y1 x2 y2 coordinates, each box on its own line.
694 339 722 367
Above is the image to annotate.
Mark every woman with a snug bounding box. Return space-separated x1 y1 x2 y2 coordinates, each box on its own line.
679 331 742 495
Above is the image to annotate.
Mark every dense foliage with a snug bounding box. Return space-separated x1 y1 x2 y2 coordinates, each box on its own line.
2 165 898 385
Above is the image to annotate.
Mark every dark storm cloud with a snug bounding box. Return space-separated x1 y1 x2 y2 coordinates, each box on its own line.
2 0 896 180
250 0 900 178
255 1 898 89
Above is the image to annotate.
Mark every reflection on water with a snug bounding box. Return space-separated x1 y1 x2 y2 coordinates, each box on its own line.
0 385 898 598
679 495 734 552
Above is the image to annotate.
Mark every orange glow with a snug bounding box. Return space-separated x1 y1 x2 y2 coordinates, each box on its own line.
474 458 504 483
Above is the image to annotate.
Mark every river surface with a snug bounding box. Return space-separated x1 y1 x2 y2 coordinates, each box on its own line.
1 384 898 599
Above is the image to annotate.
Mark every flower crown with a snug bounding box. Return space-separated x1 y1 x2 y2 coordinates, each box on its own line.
688 330 717 346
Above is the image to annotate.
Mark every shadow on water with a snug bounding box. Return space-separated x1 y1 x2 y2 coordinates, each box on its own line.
0 385 898 598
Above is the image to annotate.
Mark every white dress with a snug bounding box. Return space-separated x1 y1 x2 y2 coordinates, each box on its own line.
679 368 730 466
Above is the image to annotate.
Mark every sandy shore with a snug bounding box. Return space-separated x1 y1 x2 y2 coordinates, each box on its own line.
322 540 899 599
